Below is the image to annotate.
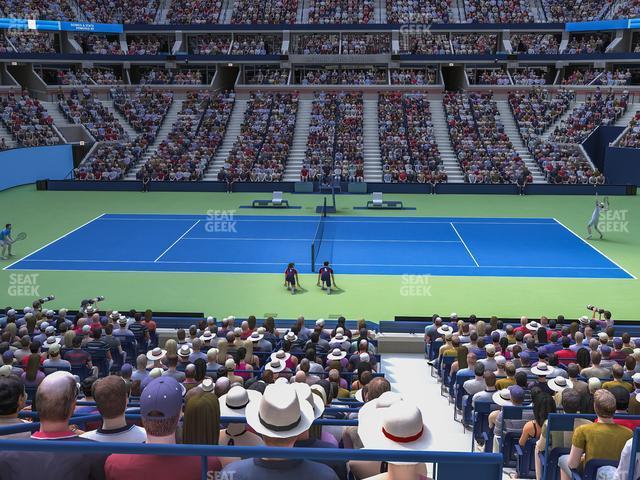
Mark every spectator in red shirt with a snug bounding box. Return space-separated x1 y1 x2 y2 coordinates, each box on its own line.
555 337 576 363
105 377 221 479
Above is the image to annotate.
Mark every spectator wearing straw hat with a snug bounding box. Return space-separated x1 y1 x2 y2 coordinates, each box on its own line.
218 385 264 465
530 361 554 396
222 383 339 480
249 328 272 352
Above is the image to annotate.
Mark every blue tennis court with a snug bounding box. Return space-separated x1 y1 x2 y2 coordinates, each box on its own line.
4 213 634 279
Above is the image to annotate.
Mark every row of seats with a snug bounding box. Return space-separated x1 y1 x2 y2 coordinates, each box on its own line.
0 90 60 147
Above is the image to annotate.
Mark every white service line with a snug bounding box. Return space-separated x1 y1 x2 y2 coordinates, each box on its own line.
183 237 462 243
153 220 201 263
552 217 637 279
449 222 480 267
3 213 106 270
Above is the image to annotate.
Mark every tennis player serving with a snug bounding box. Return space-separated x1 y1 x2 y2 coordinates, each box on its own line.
0 224 14 259
586 194 609 240
284 262 301 295
317 261 337 294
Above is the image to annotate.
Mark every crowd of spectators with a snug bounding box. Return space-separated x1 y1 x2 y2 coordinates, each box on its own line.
81 35 124 55
612 0 640 18
78 0 160 24
0 0 75 20
508 87 574 144
531 140 605 183
0 307 389 479
167 0 223 24
549 88 628 144
444 91 531 184
243 68 290 85
301 92 364 183
463 0 534 23
307 0 375 24
230 0 298 24
230 35 281 55
293 34 340 54
298 68 387 85
510 33 561 55
341 33 390 54
45 68 121 86
562 33 610 54
0 90 60 147
189 35 231 55
378 92 447 184
467 68 511 85
618 110 640 148
112 87 173 142
7 31 57 53
390 68 437 85
76 142 145 181
594 69 632 86
562 67 602 85
386 0 452 23
139 91 235 182
219 92 297 183
127 35 169 56
511 68 548 86
451 34 497 55
541 0 611 21
58 89 125 142
399 33 451 55
139 69 204 85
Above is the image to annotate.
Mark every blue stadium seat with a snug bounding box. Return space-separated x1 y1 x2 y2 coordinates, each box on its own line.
515 438 537 479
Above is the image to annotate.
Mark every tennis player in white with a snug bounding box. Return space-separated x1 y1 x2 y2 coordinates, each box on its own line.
586 195 609 240
0 223 14 259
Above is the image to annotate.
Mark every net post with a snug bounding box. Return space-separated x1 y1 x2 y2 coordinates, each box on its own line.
311 242 316 273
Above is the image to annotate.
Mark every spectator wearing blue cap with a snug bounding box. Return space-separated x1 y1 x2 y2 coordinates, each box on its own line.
105 376 221 479
599 345 616 371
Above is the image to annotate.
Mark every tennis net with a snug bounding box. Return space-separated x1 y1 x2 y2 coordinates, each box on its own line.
311 198 327 272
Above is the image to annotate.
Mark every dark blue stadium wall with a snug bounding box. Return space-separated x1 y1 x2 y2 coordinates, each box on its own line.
604 146 640 186
0 145 73 191
582 126 624 173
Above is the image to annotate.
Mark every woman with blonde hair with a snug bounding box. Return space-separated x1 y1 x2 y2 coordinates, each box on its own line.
476 320 486 338
216 338 228 364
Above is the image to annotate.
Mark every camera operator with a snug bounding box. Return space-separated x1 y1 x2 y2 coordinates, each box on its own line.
588 305 613 331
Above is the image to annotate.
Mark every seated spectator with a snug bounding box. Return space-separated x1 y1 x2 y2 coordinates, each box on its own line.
82 34 124 55
167 0 222 23
463 0 533 22
510 33 561 54
559 389 633 480
562 33 610 54
7 31 57 53
293 34 339 55
81 375 147 442
220 383 339 479
230 35 281 55
244 68 290 85
543 0 608 21
386 0 451 23
0 374 29 439
230 0 298 24
189 34 231 55
79 0 159 24
218 385 264 466
0 90 60 147
399 33 450 54
105 377 221 477
307 0 374 24
341 33 390 54
452 34 497 54
0 371 108 477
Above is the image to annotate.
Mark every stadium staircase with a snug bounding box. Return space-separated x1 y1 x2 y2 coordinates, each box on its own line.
615 104 638 128
203 98 249 180
451 0 465 22
41 101 87 143
123 99 183 180
221 0 235 24
541 101 582 141
495 100 547 183
430 101 465 183
375 0 386 23
363 97 383 182
154 0 171 24
283 98 312 182
0 125 17 149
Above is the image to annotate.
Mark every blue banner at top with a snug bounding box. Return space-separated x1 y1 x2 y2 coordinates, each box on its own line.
566 18 639 31
0 17 122 33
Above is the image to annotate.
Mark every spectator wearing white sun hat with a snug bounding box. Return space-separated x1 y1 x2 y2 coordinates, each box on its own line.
358 399 431 480
222 383 339 480
218 385 264 466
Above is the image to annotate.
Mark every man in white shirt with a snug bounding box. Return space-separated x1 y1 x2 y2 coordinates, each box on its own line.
81 375 146 443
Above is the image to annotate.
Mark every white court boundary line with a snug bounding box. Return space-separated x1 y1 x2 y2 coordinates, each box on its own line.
154 220 201 262
2 213 106 271
13 258 623 270
449 223 480 267
552 217 637 280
